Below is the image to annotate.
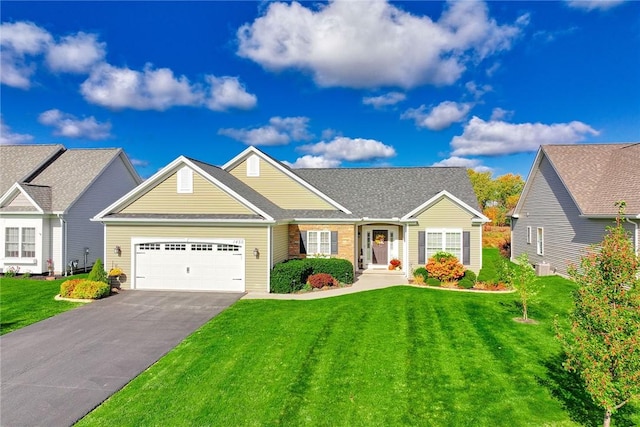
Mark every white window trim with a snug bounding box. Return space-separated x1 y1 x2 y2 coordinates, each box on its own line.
247 154 260 177
4 226 36 259
536 227 544 255
526 226 532 244
307 230 331 257
425 228 463 261
177 167 193 194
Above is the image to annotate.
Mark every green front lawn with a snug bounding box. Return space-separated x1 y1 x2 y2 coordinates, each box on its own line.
0 275 84 335
78 275 639 426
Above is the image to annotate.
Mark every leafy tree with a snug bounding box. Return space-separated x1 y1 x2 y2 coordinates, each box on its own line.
510 253 541 321
556 204 640 427
87 258 108 283
467 169 524 226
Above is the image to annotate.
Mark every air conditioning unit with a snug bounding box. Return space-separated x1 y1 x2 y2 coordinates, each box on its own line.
535 262 551 276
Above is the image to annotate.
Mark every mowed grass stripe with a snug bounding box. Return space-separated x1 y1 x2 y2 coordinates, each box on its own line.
78 283 639 427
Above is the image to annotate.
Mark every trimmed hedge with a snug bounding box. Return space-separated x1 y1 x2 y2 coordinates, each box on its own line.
270 258 354 294
413 267 429 283
60 279 110 299
458 278 475 289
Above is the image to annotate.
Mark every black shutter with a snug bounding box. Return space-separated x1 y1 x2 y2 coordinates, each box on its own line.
418 231 425 264
463 231 470 265
300 232 307 255
330 231 338 254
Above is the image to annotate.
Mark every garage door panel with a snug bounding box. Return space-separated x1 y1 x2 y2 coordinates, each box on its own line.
134 240 244 291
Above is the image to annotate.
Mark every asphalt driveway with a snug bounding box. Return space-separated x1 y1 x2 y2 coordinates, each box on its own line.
0 290 243 427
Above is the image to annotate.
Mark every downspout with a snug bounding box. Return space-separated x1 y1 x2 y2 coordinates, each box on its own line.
626 217 639 255
56 214 67 276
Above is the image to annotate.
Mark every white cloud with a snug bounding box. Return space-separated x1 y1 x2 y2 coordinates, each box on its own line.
465 81 492 100
490 107 513 121
0 117 34 145
362 92 406 109
80 63 202 111
131 158 150 168
566 0 625 11
283 155 341 169
298 137 396 162
218 116 311 146
45 32 106 73
451 116 599 156
38 109 111 140
431 156 492 172
402 101 472 131
237 0 527 89
0 21 52 88
205 76 257 111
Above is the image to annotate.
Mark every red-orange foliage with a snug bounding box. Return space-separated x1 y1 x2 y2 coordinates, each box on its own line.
307 273 336 289
425 252 465 282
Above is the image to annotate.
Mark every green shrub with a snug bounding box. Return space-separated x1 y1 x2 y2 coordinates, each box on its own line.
270 258 354 293
413 267 429 282
458 278 475 289
463 270 477 282
60 279 83 297
270 259 313 293
303 258 354 284
71 280 111 299
308 273 335 289
87 258 108 283
426 278 441 286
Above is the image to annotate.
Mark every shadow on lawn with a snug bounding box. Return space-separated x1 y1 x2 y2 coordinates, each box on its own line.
538 353 635 427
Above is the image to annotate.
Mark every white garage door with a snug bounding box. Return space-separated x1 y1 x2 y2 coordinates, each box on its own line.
134 240 244 291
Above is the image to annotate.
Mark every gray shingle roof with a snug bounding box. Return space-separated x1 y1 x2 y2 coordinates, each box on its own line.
20 184 52 211
0 144 64 194
294 167 480 218
543 143 640 215
29 148 122 211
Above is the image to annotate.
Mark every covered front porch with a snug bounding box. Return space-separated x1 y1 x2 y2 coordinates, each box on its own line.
356 223 405 273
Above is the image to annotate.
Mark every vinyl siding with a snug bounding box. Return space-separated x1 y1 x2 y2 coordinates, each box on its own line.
407 197 482 274
0 216 44 273
511 155 635 275
228 156 335 210
271 224 289 266
6 192 37 210
66 156 140 271
105 224 269 292
120 170 253 215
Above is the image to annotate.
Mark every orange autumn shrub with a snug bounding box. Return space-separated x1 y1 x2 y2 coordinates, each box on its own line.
425 252 465 282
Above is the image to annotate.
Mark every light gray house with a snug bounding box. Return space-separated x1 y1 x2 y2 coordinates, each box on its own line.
0 144 141 275
511 143 639 275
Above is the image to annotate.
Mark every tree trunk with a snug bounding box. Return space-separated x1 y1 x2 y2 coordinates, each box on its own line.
522 298 528 321
603 409 611 427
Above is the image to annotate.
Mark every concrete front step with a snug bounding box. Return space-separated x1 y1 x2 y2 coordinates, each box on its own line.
358 269 405 276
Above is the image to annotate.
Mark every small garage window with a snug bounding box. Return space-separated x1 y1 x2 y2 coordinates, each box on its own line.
191 244 213 251
217 244 241 252
139 243 161 250
165 243 186 251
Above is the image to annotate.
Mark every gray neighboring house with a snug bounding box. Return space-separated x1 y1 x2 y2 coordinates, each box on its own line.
0 144 142 275
510 143 640 275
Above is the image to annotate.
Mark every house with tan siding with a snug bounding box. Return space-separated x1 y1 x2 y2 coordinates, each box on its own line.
511 143 640 275
0 144 142 275
94 146 488 293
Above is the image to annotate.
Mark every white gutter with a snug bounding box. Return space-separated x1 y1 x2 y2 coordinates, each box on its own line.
626 217 639 255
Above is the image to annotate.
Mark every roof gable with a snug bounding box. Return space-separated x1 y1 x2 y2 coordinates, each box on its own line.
515 143 640 217
223 146 351 213
402 190 489 222
94 156 281 222
0 183 50 213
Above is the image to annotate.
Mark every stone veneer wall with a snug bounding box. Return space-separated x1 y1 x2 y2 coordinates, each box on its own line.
288 224 355 265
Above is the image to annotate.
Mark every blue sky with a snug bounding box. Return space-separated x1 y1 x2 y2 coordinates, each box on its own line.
1 0 638 179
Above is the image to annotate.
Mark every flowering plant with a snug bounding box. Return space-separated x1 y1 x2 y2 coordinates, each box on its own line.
389 258 401 269
108 267 124 277
47 259 54 269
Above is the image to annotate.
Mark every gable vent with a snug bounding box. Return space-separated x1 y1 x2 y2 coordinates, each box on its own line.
177 166 193 193
247 154 260 177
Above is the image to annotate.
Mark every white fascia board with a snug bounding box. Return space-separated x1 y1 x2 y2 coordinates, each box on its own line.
0 183 44 213
95 217 276 225
222 146 352 214
185 158 274 221
292 218 358 223
402 190 490 222
93 155 273 221
580 214 640 219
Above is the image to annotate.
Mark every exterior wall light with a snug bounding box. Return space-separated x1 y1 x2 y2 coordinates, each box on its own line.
253 248 260 258
114 246 122 256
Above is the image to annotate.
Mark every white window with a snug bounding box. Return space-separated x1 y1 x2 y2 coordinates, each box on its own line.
177 167 193 193
21 228 35 258
247 154 260 177
307 230 331 256
5 227 19 257
526 226 532 244
537 227 544 255
425 229 462 261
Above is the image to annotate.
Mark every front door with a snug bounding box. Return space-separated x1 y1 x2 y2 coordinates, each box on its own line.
371 230 388 265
